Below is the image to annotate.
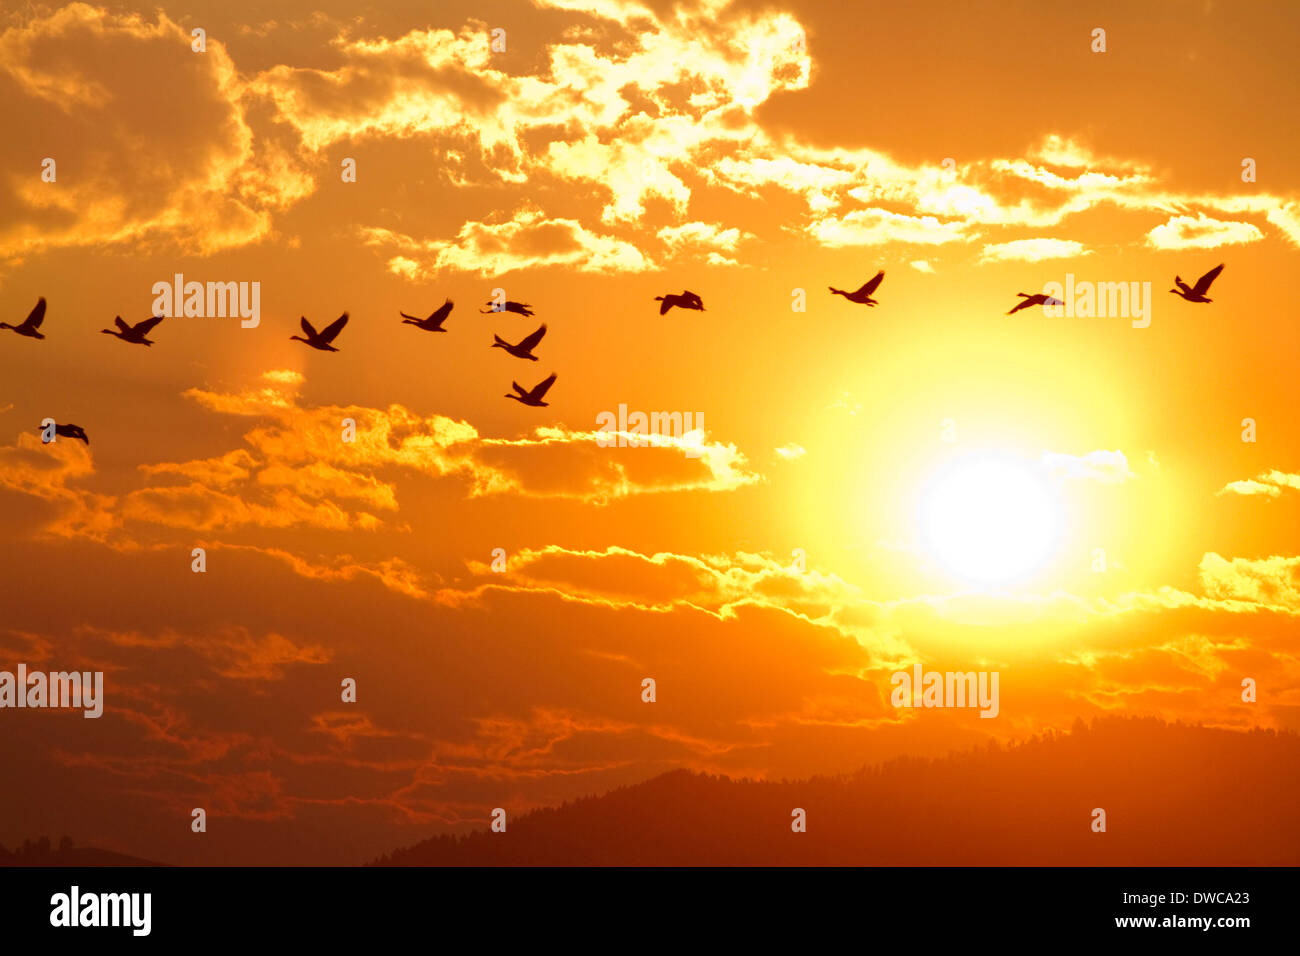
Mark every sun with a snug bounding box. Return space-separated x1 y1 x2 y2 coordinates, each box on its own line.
920 456 1061 585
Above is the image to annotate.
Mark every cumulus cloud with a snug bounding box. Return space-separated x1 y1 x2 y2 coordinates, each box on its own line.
1216 470 1300 498
362 208 652 278
1146 213 1264 250
1041 450 1136 484
0 3 312 259
980 238 1091 262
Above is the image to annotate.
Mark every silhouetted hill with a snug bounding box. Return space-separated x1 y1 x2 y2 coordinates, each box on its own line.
374 717 1300 865
0 837 163 867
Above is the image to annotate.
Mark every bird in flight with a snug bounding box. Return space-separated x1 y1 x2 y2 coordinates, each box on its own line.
492 324 546 361
101 315 164 346
480 300 535 317
1006 292 1066 315
829 271 885 306
505 372 558 407
401 299 453 332
291 313 349 351
41 422 89 444
1 298 47 339
655 290 705 315
1169 263 1225 303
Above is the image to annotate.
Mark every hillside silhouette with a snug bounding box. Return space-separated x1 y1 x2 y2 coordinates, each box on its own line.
375 717 1300 866
0 836 162 867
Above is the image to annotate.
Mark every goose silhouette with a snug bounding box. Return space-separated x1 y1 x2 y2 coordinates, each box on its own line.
401 299 453 331
1170 263 1224 303
505 372 557 407
1006 292 1065 315
1 298 47 339
480 300 534 317
655 290 705 315
829 271 885 306
291 313 349 351
41 422 89 444
101 315 164 346
492 324 546 360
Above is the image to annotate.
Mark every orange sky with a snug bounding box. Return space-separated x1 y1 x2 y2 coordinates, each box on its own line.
1 0 1298 865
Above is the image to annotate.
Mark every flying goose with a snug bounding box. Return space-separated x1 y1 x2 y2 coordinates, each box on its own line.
41 422 89 444
101 315 164 346
829 271 885 306
1006 292 1065 315
491 324 546 361
505 372 558 407
291 313 349 351
655 290 706 315
1 298 47 339
480 300 535 317
401 299 453 331
1170 263 1224 303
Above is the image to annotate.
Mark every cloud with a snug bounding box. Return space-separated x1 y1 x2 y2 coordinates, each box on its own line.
1145 213 1264 250
362 207 652 278
1041 450 1136 484
0 3 312 259
1199 553 1300 611
1216 470 1300 498
0 369 762 545
806 208 968 247
657 221 751 266
980 238 1091 262
775 443 806 461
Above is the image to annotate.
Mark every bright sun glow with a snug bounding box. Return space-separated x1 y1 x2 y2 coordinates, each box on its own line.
920 457 1060 585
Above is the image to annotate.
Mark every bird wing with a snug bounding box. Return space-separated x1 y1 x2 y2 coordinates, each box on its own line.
433 299 453 320
1006 300 1030 314
511 381 529 397
300 316 317 337
319 313 349 343
517 324 547 352
399 312 421 321
136 315 165 334
25 298 46 329
658 297 674 315
1193 263 1224 295
1044 296 1064 306
530 373 558 400
114 316 131 332
862 270 885 295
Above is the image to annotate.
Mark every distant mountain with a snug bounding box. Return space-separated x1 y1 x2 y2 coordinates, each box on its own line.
0 838 163 867
374 717 1300 866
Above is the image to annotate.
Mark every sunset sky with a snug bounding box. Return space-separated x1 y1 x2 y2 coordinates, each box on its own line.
1 0 1298 865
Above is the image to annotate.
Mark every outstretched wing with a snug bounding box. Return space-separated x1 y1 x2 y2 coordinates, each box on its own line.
432 299 454 320
300 316 317 337
861 270 885 296
1007 299 1031 315
1044 296 1064 306
511 381 529 397
1193 263 1224 296
319 312 349 343
399 311 421 321
25 298 47 329
114 316 131 333
529 372 558 401
658 296 674 315
517 324 547 352
136 315 165 335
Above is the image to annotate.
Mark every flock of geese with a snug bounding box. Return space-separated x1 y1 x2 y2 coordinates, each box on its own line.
3 264 1225 443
